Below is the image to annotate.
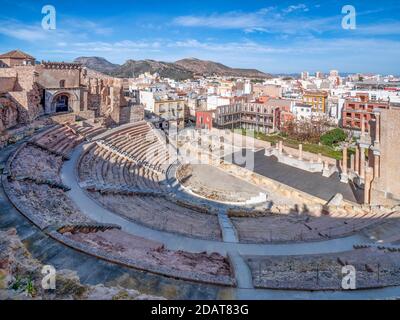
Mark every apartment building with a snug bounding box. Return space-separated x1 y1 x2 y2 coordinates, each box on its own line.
140 90 185 129
205 99 291 133
342 93 389 132
303 90 328 113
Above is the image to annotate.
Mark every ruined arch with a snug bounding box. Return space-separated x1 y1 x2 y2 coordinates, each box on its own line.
49 91 79 114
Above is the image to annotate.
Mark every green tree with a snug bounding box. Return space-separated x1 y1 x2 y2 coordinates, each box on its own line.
320 128 347 146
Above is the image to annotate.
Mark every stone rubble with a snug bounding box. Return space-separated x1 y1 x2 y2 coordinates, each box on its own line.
0 229 164 300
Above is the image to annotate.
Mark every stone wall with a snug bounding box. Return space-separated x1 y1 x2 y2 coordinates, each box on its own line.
0 77 17 93
0 66 42 126
0 97 19 131
218 160 326 205
371 109 400 205
36 65 81 88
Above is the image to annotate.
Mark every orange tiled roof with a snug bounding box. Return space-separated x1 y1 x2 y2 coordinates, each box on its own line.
0 50 35 60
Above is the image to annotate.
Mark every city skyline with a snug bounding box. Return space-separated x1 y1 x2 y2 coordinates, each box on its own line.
1 0 400 74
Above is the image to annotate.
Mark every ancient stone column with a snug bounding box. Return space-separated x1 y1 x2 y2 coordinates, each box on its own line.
278 141 283 155
342 146 348 174
298 144 303 161
355 146 360 174
340 145 348 183
360 147 366 180
374 154 380 179
350 154 355 172
374 112 381 144
322 161 331 177
361 115 366 136
364 167 374 204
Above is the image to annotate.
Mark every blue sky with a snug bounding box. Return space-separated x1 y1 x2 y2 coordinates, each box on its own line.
0 0 400 74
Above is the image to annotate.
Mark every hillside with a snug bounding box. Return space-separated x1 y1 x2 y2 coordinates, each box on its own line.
175 58 271 79
74 56 270 80
112 59 194 81
74 57 120 74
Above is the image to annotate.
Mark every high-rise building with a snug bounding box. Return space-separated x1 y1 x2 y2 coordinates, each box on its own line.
330 70 339 77
301 71 309 80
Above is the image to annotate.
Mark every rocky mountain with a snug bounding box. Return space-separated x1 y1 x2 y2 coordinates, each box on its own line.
74 56 270 80
112 59 194 81
74 57 120 74
175 58 271 79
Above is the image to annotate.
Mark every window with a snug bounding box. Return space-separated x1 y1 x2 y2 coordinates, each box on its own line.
59 80 66 88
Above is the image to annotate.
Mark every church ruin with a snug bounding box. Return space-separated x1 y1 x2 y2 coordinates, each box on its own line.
0 50 128 133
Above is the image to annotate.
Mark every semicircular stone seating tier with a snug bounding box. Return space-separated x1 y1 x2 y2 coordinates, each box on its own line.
78 122 223 241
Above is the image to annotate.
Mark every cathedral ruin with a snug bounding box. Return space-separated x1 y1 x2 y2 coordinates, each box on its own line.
0 50 128 134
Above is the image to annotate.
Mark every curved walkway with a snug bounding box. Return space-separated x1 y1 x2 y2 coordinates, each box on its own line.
3 126 400 299
60 139 400 299
63 144 369 256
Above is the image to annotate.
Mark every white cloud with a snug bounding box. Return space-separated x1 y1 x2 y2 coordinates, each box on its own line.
0 20 48 41
172 7 337 35
61 18 113 36
173 11 267 30
0 17 113 43
172 6 400 37
283 4 309 13
29 35 400 74
356 22 400 35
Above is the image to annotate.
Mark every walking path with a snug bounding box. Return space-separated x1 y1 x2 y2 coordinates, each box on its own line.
3 127 400 299
63 144 369 257
60 141 400 298
218 210 238 243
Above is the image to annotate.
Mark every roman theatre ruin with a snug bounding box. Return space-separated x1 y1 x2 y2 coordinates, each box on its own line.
2 51 400 299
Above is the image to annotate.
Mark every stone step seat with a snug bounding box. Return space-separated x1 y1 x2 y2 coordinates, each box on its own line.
79 148 99 181
55 137 83 155
34 125 83 156
105 126 151 141
86 187 222 240
83 127 108 139
306 211 378 233
95 149 110 185
85 183 164 196
319 212 392 237
362 216 400 244
35 125 68 141
111 157 124 184
39 126 77 145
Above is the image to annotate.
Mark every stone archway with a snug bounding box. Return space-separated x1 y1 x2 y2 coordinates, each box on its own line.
53 94 69 113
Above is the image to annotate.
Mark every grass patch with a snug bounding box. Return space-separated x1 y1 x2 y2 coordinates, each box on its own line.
236 129 343 160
